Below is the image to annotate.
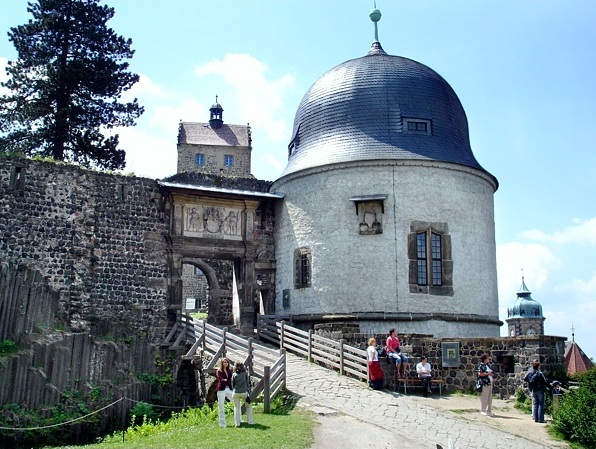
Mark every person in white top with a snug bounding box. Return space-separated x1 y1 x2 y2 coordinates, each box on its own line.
367 337 384 390
416 356 432 397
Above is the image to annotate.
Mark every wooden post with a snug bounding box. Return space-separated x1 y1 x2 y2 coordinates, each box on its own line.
280 320 285 350
247 337 254 374
264 365 271 414
281 349 287 389
202 320 207 352
223 327 227 357
256 313 261 341
307 330 313 363
339 339 345 376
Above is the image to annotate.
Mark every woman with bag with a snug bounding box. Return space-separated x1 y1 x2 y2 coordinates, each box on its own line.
477 353 494 416
215 357 234 427
232 361 254 427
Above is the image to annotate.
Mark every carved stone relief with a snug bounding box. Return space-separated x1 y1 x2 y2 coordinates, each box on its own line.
358 201 383 235
184 205 243 239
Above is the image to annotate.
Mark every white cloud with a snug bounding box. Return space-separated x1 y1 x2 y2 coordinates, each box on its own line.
122 72 171 101
522 217 596 245
194 53 296 143
149 99 205 134
564 273 596 294
496 241 559 297
117 124 175 178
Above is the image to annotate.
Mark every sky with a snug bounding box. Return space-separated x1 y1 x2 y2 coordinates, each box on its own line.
1 1 595 361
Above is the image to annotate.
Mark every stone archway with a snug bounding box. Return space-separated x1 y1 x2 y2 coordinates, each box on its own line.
181 257 234 325
162 182 278 333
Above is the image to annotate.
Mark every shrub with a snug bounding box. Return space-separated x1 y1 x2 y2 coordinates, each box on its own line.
0 340 18 356
130 402 161 425
514 387 532 414
552 367 596 447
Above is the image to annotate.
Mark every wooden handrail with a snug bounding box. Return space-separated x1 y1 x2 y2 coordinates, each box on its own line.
257 314 368 383
163 315 286 413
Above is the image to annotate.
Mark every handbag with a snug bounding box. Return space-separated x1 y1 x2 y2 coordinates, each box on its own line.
475 380 483 392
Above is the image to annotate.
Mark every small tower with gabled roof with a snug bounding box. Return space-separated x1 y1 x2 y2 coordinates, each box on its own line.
177 96 252 176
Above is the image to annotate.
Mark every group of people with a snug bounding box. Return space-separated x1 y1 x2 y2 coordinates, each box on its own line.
367 331 562 420
477 354 563 423
367 328 432 396
215 357 253 428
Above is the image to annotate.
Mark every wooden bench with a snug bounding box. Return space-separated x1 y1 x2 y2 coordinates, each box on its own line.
396 378 446 396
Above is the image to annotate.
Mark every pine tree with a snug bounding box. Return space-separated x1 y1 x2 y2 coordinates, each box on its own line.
0 0 143 170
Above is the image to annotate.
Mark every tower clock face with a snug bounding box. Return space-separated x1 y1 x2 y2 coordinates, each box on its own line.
527 328 536 335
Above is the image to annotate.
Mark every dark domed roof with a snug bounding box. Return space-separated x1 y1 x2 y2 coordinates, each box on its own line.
507 278 544 319
281 42 495 182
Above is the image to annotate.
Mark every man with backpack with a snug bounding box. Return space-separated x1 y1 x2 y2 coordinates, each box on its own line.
524 358 548 423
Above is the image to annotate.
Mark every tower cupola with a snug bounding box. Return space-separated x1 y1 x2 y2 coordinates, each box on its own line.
209 96 224 129
506 277 545 336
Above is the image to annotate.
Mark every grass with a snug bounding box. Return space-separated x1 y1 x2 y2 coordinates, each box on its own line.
44 392 314 449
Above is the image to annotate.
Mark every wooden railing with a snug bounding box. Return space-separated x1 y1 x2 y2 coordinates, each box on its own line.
257 314 369 383
162 313 286 413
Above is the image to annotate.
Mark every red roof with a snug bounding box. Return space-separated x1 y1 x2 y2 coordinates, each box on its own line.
564 341 594 375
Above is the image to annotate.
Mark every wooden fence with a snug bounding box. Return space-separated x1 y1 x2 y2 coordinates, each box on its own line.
257 314 369 383
162 314 286 413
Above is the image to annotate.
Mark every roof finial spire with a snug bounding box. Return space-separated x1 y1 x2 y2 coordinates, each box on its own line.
367 2 386 56
369 1 382 42
571 322 575 342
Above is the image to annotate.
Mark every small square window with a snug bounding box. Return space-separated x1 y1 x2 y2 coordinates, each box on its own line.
195 153 205 166
404 118 431 135
224 155 234 167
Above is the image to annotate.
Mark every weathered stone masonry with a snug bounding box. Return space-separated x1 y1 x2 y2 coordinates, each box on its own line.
0 156 174 426
0 155 171 339
0 157 278 429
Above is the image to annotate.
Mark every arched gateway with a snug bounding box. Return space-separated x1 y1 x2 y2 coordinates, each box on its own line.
160 178 282 333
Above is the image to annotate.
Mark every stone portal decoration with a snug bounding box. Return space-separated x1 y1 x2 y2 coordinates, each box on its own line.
184 205 242 239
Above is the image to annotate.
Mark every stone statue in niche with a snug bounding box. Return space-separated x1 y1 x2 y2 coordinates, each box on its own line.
224 211 239 235
187 208 200 231
358 202 383 235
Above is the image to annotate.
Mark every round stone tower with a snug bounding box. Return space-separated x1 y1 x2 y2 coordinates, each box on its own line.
271 8 500 337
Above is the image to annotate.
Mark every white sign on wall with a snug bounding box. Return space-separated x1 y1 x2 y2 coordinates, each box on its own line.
185 297 196 310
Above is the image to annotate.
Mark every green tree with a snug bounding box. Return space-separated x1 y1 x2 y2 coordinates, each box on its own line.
0 0 143 170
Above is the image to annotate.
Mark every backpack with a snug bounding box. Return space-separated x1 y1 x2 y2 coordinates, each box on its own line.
527 370 545 391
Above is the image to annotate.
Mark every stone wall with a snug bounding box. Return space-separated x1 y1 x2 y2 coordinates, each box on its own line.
314 324 567 397
181 264 209 310
177 143 252 177
0 155 171 339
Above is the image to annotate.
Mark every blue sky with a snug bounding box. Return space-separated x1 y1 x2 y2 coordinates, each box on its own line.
1 1 595 360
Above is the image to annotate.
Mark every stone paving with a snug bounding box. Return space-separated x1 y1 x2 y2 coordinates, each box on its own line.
285 353 560 449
